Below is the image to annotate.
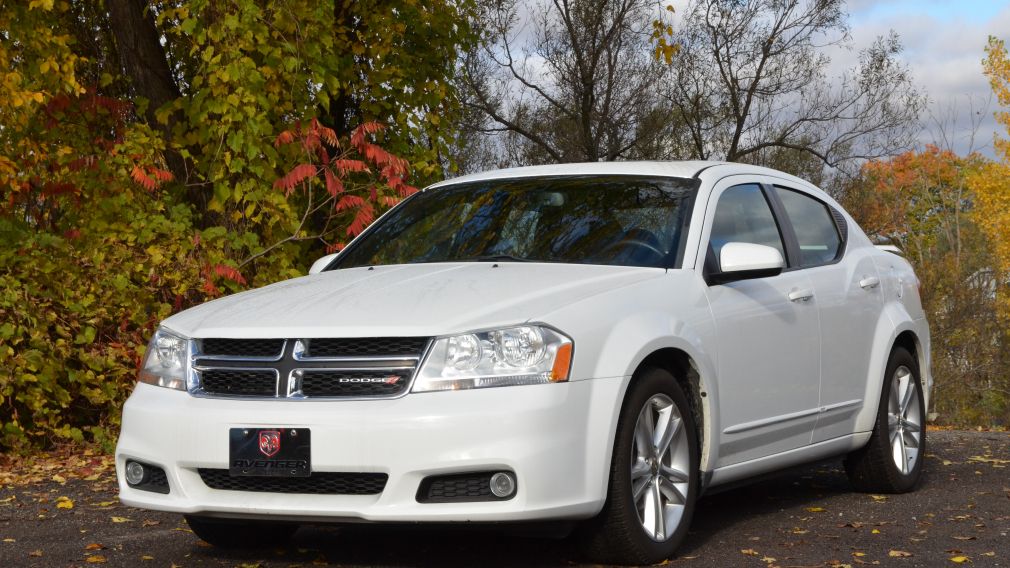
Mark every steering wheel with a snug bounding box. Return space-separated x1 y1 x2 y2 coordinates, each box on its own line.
601 238 666 258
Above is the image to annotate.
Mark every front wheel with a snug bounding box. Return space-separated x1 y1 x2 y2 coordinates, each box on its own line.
845 346 926 493
579 367 699 565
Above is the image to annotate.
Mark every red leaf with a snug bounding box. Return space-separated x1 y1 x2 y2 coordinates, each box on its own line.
346 204 376 236
152 168 173 182
213 264 247 285
130 165 156 191
201 279 220 297
324 168 344 197
325 241 347 254
274 130 295 148
335 194 365 212
350 122 384 148
273 163 318 195
331 159 370 175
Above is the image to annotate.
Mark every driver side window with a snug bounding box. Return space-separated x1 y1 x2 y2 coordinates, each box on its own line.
707 184 785 269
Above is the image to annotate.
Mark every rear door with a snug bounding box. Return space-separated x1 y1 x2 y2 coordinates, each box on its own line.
769 185 883 443
701 179 821 468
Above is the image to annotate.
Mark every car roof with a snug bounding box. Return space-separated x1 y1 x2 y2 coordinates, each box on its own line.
426 161 817 192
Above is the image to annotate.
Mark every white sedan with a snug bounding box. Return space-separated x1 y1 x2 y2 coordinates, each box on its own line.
116 161 930 564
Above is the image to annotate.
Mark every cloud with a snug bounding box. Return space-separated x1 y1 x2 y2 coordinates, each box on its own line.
840 1 1009 156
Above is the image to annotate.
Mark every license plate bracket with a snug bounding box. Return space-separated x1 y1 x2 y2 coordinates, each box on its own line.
229 428 311 477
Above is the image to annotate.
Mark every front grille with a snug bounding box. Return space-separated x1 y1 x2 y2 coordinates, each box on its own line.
303 337 428 358
300 370 412 397
417 472 508 503
201 338 284 358
198 469 387 495
193 336 430 400
200 369 277 396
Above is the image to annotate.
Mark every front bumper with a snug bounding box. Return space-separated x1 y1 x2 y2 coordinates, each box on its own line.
115 377 625 523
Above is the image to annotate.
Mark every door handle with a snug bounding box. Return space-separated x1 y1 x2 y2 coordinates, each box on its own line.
788 288 814 302
859 276 880 290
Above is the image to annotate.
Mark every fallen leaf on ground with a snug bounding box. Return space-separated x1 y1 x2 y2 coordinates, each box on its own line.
52 474 66 484
29 550 43 557
95 501 116 507
84 543 105 551
110 516 131 523
950 556 971 564
3 538 15 543
953 535 976 540
740 548 759 556
141 555 154 561
870 495 888 502
889 550 913 558
85 555 108 564
806 507 826 512
142 519 160 527
56 496 74 509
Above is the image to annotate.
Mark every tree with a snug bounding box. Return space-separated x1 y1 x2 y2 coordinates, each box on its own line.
971 36 1010 316
841 147 1009 426
459 0 675 167
666 0 924 171
0 0 474 450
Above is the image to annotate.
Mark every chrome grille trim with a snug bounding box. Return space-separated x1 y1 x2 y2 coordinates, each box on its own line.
190 338 432 401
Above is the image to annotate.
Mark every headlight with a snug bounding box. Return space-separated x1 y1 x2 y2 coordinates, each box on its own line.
412 325 573 392
138 328 192 391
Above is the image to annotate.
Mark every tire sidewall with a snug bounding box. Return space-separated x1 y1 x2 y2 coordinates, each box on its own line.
875 347 926 491
610 367 700 560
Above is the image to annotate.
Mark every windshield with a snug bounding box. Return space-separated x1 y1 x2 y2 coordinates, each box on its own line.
332 175 697 270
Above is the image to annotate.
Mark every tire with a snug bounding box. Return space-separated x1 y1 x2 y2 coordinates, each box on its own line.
844 346 926 493
185 515 298 548
579 367 699 565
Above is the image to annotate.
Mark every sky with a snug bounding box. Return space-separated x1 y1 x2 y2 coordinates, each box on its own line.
843 0 1009 157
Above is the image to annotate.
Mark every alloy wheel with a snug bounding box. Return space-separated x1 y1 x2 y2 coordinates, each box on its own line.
631 394 691 541
887 365 922 474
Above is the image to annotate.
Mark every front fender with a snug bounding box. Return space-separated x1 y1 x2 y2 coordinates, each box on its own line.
538 272 719 485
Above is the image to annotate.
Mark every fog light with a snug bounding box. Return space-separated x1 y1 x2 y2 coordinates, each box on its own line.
489 472 516 498
125 461 146 485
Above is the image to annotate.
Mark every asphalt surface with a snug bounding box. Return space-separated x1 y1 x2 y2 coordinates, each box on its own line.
1 430 1008 567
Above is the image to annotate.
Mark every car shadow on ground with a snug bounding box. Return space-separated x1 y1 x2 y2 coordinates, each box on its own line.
180 457 928 567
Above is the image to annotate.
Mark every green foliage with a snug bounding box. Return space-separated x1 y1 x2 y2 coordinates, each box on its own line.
0 0 473 451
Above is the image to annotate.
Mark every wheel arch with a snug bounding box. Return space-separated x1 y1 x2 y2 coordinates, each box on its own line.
620 343 717 484
856 307 932 435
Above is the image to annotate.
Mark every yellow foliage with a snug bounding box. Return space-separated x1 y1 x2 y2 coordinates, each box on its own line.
972 36 1010 315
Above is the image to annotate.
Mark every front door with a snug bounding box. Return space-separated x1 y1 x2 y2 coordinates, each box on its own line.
702 180 821 468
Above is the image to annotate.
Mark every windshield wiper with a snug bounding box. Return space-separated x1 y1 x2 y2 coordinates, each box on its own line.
465 254 535 263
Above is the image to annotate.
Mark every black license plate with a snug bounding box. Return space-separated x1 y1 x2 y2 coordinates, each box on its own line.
229 427 311 477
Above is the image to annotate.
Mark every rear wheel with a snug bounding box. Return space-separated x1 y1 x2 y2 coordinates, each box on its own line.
580 367 699 565
185 515 298 548
845 346 925 493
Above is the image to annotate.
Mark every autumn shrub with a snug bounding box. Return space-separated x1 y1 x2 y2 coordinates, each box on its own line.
841 147 1010 427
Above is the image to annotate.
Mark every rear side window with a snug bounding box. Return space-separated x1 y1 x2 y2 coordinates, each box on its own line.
708 184 785 262
774 187 842 267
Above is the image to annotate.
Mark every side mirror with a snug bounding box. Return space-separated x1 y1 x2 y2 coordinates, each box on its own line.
710 242 784 284
308 253 340 275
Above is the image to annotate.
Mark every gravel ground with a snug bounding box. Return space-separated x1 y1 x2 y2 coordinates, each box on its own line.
1 429 1008 567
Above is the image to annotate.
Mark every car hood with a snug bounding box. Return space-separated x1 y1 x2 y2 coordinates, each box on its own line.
162 262 664 338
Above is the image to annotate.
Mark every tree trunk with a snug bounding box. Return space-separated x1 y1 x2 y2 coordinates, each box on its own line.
105 0 187 183
106 0 180 118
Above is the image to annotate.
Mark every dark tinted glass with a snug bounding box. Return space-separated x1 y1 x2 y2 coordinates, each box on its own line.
333 176 696 269
708 184 785 262
774 186 842 266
